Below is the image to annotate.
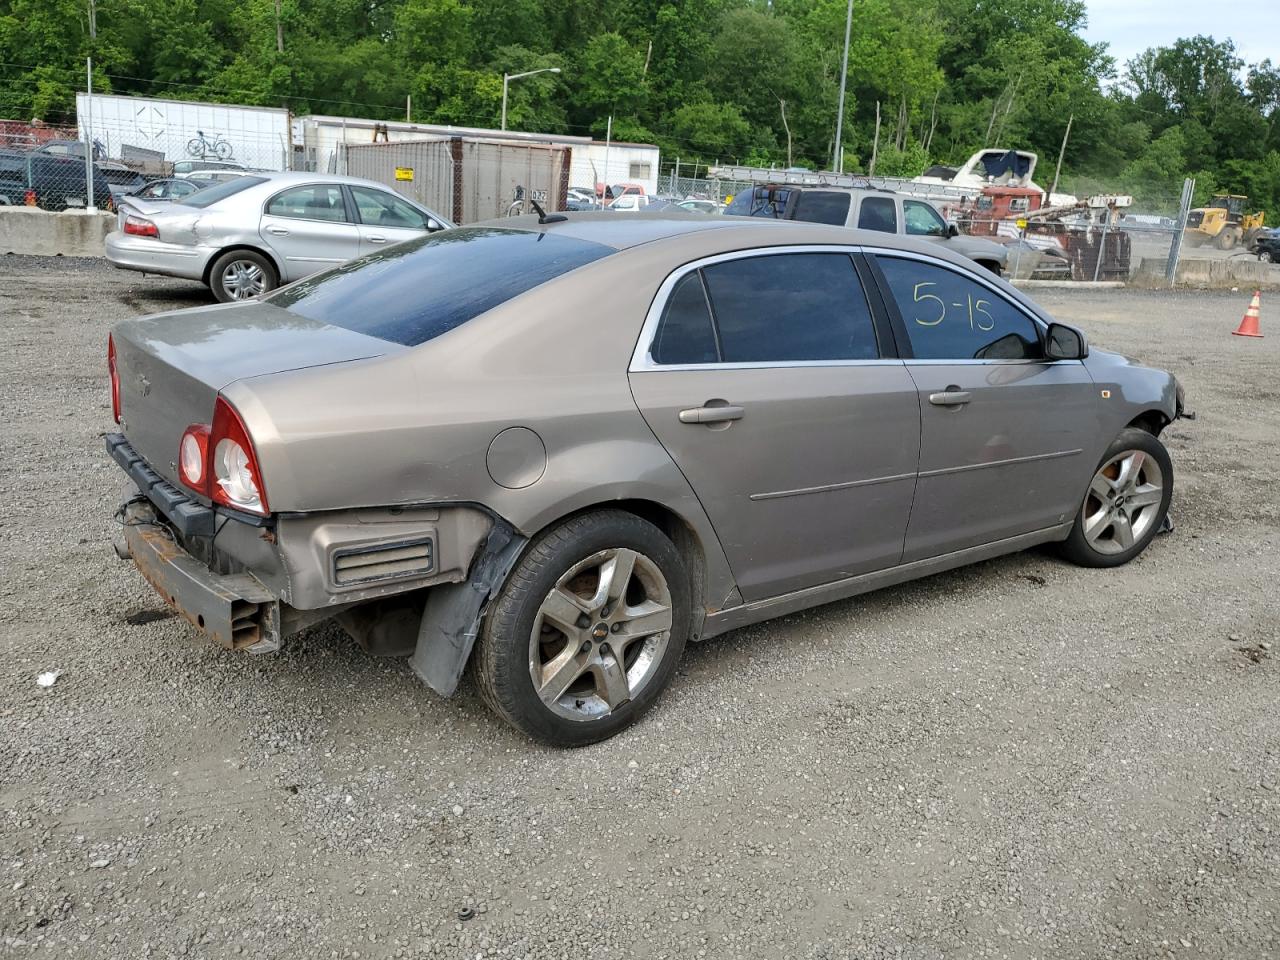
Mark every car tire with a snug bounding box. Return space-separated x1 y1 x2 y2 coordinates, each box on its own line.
977 260 1002 277
1058 427 1173 569
474 510 690 747
209 249 278 303
1261 250 1274 264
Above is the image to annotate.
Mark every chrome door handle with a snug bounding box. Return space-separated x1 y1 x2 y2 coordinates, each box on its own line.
266 226 289 236
367 235 387 243
929 390 972 406
679 404 745 424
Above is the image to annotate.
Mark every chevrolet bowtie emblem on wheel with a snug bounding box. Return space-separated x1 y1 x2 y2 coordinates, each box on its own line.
135 373 151 397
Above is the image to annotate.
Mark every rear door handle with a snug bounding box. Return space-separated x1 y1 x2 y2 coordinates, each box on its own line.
266 225 289 236
928 390 972 406
367 235 387 243
679 404 745 424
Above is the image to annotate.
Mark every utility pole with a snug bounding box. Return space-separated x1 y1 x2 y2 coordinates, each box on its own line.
406 95 412 123
779 98 792 168
869 101 881 176
1049 113 1073 199
84 58 95 210
833 0 853 172
274 0 284 52
603 115 612 199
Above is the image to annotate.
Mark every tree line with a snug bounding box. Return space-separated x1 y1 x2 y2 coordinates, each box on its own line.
2 0 1278 214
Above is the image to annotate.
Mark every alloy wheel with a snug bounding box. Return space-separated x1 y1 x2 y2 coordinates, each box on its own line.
1081 449 1165 555
528 548 674 721
221 260 266 299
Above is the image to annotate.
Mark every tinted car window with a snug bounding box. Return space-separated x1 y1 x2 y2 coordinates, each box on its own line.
701 253 877 362
652 272 718 365
877 256 1042 360
724 186 792 218
183 176 267 208
266 184 348 222
350 186 429 229
266 227 613 347
903 200 947 236
857 196 897 233
792 191 852 226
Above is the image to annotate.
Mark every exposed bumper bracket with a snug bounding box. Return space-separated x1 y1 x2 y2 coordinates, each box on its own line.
120 500 281 653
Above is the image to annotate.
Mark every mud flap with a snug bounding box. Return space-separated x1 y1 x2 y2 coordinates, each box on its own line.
408 520 526 697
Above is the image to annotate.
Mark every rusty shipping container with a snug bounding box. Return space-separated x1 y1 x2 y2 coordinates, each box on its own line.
343 136 571 225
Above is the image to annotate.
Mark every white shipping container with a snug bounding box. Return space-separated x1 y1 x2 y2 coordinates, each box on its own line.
569 143 660 196
77 93 291 171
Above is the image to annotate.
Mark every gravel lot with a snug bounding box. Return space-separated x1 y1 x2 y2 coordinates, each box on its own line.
2 256 1278 960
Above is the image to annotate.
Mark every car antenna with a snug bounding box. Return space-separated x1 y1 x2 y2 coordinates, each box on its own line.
530 198 567 224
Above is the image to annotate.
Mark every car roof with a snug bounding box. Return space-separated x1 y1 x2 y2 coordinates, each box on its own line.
489 210 953 255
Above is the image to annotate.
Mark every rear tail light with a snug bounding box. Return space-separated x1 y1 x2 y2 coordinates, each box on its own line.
24 189 36 206
107 334 120 423
123 214 158 238
178 424 210 489
177 397 269 515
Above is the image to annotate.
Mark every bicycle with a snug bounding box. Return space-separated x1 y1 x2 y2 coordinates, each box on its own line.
186 130 233 160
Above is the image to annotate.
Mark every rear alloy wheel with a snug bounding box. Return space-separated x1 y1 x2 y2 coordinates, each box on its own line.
1059 427 1173 568
474 510 689 746
1261 250 1274 264
209 250 277 303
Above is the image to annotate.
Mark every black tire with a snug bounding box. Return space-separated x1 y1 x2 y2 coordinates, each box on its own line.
1058 427 1173 568
1215 228 1237 251
1261 250 1274 264
474 510 691 747
977 260 1002 277
208 249 278 303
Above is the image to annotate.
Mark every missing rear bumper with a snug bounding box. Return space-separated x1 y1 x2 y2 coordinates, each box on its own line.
119 500 281 653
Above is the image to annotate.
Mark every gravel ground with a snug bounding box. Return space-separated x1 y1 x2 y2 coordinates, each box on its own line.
2 255 1278 960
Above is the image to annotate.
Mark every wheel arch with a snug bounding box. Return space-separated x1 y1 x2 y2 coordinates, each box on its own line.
1126 409 1171 436
201 243 282 286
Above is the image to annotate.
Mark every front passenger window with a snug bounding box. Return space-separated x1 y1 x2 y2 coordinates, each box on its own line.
876 256 1042 360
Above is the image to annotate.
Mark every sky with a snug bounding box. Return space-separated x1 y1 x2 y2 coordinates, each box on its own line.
1083 0 1278 74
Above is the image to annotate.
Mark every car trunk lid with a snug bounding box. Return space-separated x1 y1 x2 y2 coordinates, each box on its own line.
112 300 397 493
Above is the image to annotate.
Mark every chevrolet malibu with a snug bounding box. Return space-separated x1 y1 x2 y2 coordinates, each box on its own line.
106 214 1186 746
106 172 452 302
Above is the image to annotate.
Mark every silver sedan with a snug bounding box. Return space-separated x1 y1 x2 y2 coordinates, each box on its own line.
106 172 452 302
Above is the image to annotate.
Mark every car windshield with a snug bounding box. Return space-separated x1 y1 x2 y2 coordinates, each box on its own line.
182 176 267 208
264 227 615 347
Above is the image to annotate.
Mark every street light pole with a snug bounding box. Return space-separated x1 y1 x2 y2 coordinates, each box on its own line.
501 67 562 131
833 0 853 172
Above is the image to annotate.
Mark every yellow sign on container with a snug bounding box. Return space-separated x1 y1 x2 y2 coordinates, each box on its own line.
394 167 414 182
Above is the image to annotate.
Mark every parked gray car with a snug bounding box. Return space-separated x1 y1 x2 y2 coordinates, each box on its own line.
106 172 452 302
725 184 1010 275
106 214 1186 746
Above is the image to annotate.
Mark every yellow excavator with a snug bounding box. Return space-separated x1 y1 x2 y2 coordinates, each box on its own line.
1183 194 1265 250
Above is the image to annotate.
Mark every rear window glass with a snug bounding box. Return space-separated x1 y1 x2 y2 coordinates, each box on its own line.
183 176 267 208
724 186 792 218
265 227 613 346
792 191 851 226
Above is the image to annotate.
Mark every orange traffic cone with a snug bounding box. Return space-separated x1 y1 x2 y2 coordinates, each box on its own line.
1233 290 1263 338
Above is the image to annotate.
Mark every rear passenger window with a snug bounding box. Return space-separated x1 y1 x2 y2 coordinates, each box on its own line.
792 191 851 226
876 256 1043 360
858 196 897 233
652 272 719 365
266 184 348 222
701 253 878 362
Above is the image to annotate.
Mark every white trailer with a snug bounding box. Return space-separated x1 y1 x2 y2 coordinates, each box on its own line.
77 93 291 171
568 141 660 196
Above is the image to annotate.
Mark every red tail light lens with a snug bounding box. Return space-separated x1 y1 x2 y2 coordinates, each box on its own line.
209 397 269 515
175 398 269 515
107 334 121 423
178 424 210 491
23 189 37 206
123 214 158 238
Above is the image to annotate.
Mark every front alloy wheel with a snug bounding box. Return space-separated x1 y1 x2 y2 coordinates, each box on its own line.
475 510 690 746
1059 427 1173 568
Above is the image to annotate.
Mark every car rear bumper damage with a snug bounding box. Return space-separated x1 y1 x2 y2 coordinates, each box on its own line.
104 231 210 281
106 432 514 690
118 497 283 652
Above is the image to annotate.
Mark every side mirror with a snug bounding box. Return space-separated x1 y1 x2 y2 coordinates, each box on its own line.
426 218 442 231
1045 322 1088 360
947 222 960 238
